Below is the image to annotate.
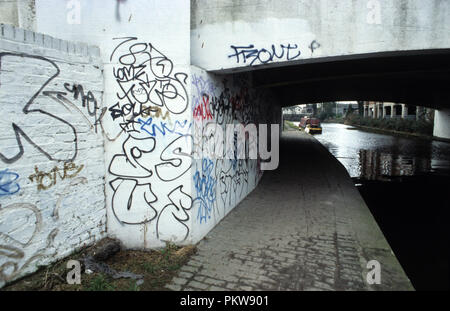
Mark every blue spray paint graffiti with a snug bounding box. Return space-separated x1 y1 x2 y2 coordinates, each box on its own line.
0 169 20 196
194 159 217 224
228 43 302 66
138 117 191 137
228 41 320 66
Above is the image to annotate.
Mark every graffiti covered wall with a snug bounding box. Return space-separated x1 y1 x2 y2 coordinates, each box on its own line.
0 24 106 287
104 37 193 248
190 66 281 242
30 0 281 250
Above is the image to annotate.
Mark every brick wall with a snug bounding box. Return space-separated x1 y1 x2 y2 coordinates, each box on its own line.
0 24 106 287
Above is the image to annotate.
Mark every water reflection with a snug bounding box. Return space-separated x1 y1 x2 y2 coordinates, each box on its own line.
358 149 431 181
315 123 450 180
315 123 450 290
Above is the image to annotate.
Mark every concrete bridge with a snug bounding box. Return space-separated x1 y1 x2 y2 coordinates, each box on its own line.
190 0 450 139
0 0 448 289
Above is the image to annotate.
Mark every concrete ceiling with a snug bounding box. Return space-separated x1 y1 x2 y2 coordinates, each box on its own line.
249 49 450 109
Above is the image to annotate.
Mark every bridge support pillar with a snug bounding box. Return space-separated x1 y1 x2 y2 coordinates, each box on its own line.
433 108 450 140
401 104 408 119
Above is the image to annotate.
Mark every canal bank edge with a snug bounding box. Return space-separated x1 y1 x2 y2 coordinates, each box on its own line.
344 123 450 143
306 131 415 290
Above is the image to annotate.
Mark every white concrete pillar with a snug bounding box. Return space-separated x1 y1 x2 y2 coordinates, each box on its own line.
433 108 450 139
38 0 193 248
401 104 408 119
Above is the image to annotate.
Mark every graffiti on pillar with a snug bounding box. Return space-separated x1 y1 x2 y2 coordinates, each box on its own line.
108 37 193 242
194 158 217 224
190 70 278 226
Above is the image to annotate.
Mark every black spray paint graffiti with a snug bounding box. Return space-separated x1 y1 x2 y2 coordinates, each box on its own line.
192 73 268 225
213 158 250 215
228 41 320 66
192 77 254 128
155 135 193 182
156 186 193 241
109 37 188 134
63 83 105 133
108 38 193 241
0 53 78 164
0 53 104 164
108 134 194 227
309 40 321 54
108 135 157 225
41 84 104 135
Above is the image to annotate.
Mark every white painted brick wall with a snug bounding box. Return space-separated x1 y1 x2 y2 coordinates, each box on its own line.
0 24 106 288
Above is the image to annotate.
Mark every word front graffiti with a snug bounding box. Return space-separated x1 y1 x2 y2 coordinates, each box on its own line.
108 38 193 243
0 169 20 196
228 43 301 66
228 41 320 66
28 162 84 191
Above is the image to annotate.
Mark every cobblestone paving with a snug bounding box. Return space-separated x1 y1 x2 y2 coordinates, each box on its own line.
166 131 414 291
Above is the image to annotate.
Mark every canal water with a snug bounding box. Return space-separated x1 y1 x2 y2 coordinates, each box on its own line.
314 123 450 291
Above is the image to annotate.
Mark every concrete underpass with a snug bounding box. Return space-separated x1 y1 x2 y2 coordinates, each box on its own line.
167 28 450 291
166 130 413 291
1 0 449 292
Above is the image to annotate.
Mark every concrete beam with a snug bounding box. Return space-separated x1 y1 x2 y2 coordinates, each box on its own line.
192 0 450 72
260 50 450 109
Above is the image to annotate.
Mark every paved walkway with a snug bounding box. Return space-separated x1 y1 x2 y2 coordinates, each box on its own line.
166 130 413 291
